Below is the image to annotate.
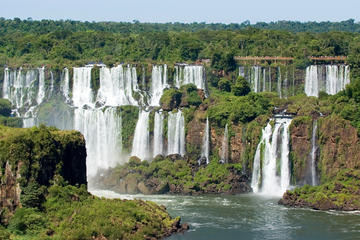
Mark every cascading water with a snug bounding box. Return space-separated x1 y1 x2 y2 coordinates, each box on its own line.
131 110 150 160
251 118 292 196
150 65 168 106
305 65 350 97
61 68 70 103
37 67 46 105
96 65 139 107
220 124 229 164
167 110 185 156
310 120 318 186
252 66 261 93
277 67 282 98
74 107 122 177
174 65 206 95
73 67 94 107
200 117 210 164
153 111 164 157
305 65 319 97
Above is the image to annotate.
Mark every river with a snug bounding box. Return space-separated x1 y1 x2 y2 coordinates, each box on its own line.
90 190 360 240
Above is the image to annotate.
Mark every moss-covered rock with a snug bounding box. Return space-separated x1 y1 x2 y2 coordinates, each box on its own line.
280 169 360 211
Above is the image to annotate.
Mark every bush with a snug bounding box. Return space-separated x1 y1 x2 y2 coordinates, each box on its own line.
8 208 47 235
218 78 231 92
232 76 251 96
21 182 46 209
0 99 11 117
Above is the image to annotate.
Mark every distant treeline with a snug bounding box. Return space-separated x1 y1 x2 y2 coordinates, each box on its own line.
0 18 359 34
1 17 360 77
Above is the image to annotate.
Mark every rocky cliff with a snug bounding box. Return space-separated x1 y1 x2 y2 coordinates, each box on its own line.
0 125 87 222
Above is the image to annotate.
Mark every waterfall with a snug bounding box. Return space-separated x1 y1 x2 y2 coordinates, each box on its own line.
37 67 45 104
305 65 350 97
239 66 245 78
251 123 272 193
200 117 210 164
96 65 139 107
2 67 43 126
153 111 164 157
167 110 185 156
252 66 260 93
251 118 292 196
262 68 266 92
220 124 229 164
131 110 150 160
174 65 206 94
277 67 282 98
61 68 70 103
74 107 122 177
305 65 319 97
72 67 94 107
268 67 272 92
150 65 168 106
310 121 318 186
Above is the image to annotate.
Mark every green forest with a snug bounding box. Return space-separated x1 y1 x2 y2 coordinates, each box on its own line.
1 18 360 72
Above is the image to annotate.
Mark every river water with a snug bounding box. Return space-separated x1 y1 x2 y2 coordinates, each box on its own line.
90 190 360 240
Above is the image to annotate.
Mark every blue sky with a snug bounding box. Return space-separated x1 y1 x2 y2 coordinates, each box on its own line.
1 0 359 23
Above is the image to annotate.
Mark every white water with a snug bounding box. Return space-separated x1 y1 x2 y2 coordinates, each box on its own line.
2 67 45 127
220 124 229 164
72 67 94 107
310 121 318 186
167 110 186 156
252 66 261 93
61 68 70 103
277 67 282 98
305 65 350 97
153 111 164 157
74 107 122 177
150 65 168 106
96 65 139 107
251 118 292 196
131 110 150 160
200 117 210 164
37 67 46 104
175 65 206 93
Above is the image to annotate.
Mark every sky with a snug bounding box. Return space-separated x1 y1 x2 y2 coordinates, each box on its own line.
1 0 359 24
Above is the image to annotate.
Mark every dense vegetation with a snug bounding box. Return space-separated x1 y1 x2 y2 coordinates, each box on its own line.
1 18 359 34
1 18 360 70
0 126 182 239
0 99 22 127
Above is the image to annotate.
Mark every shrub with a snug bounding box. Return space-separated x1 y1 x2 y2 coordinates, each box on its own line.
232 76 250 96
218 78 231 92
0 99 11 117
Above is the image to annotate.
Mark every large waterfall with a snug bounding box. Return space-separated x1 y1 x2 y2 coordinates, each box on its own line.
153 111 164 157
73 67 94 107
305 65 350 97
150 65 168 106
2 64 211 179
131 110 150 160
167 110 186 156
200 117 210 164
96 65 139 107
74 107 122 177
251 118 292 196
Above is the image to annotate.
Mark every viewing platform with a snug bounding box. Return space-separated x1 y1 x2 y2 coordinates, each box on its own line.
234 56 294 64
309 56 348 64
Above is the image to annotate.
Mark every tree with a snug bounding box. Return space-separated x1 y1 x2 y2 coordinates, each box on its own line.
218 78 231 92
232 76 251 96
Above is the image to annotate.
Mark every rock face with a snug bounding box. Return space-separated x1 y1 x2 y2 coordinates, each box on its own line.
317 115 360 182
289 117 312 184
0 126 87 222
